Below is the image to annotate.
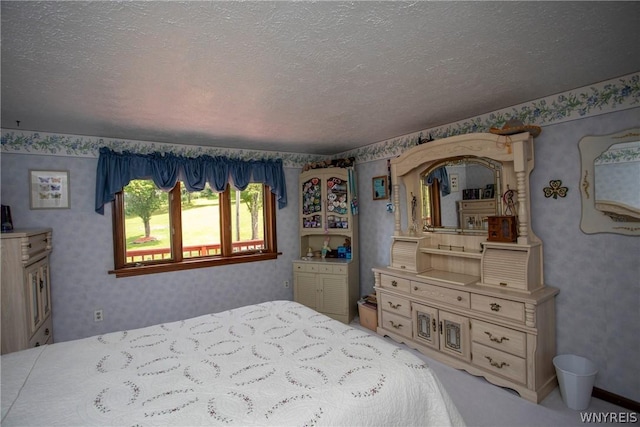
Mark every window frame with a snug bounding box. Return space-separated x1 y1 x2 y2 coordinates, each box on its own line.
110 182 278 278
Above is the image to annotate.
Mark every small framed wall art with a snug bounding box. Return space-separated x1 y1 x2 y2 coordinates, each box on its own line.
372 175 388 200
29 170 70 209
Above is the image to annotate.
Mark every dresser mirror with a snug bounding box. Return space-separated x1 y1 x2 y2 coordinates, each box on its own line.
579 128 640 235
419 157 502 231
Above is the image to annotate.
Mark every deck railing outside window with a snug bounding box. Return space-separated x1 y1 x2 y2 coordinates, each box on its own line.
125 240 265 263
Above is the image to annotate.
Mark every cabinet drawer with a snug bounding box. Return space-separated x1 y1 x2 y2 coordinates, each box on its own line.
380 274 410 293
380 293 411 317
411 282 470 309
29 316 52 348
472 342 526 384
317 264 347 274
471 294 525 323
293 263 319 273
380 311 412 339
333 265 347 274
472 320 526 358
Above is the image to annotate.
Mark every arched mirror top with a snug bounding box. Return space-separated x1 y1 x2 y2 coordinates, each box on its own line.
391 132 530 178
579 127 640 235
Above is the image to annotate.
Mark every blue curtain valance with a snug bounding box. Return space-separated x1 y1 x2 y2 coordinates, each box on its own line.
95 148 287 214
423 167 450 197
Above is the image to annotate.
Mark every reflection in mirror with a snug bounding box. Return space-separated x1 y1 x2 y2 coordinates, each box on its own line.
579 128 640 235
420 157 501 231
594 140 640 222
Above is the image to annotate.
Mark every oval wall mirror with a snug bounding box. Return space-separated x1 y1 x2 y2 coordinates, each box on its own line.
579 128 640 235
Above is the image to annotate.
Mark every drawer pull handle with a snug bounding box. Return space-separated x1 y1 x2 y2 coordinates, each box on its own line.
387 301 402 310
400 265 406 269
414 286 418 291
391 280 398 287
485 331 509 343
432 318 436 332
45 328 50 336
389 320 403 329
35 342 40 347
485 356 509 369
457 296 462 301
490 303 501 312
499 282 508 287
27 243 32 248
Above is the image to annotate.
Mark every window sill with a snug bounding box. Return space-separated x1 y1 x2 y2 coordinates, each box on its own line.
109 252 280 278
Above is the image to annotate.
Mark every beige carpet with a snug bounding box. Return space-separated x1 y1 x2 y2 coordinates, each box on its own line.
350 318 628 427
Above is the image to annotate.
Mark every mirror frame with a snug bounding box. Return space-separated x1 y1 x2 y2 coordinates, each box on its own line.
419 156 502 230
578 127 640 235
390 132 537 245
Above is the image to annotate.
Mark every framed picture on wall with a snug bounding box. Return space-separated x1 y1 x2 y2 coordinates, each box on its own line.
372 175 388 200
29 170 70 209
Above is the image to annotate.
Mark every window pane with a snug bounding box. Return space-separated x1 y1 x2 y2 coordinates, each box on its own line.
123 180 171 263
230 184 265 253
182 184 222 259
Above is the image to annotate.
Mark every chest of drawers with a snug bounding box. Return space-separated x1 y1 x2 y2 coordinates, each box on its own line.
373 267 558 403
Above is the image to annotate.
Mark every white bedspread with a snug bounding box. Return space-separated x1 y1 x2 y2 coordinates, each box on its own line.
1 300 465 426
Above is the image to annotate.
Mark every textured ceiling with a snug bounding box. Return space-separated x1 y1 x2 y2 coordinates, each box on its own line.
2 1 639 155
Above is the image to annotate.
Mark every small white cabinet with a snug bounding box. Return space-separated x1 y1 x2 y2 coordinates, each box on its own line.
294 167 359 323
1 228 53 354
294 261 352 322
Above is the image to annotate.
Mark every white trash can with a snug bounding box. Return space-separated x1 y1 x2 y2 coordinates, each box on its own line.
553 354 598 410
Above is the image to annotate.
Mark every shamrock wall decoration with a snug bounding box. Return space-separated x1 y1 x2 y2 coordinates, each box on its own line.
543 180 568 199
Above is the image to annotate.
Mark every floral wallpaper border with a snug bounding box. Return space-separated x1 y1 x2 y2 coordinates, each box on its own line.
2 73 639 167
594 140 640 165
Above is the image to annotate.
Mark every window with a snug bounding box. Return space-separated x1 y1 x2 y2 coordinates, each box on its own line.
111 180 277 277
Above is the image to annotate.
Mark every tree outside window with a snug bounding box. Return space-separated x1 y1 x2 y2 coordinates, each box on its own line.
111 180 277 277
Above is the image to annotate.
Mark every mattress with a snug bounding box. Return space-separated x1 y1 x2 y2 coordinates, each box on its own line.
1 300 465 426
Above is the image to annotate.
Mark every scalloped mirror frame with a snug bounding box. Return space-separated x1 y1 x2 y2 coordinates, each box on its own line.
579 127 640 235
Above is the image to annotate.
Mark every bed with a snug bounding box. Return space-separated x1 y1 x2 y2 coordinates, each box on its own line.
1 300 465 426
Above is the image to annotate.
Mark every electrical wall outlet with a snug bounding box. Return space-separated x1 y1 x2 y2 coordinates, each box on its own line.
94 309 104 322
284 280 290 288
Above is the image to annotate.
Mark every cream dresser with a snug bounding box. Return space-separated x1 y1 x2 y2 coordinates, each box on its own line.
375 132 559 403
1 228 53 354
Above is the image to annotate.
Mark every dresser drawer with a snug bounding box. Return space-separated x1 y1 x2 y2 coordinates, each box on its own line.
380 274 411 293
471 294 525 323
29 316 53 348
411 281 470 309
22 231 52 263
380 311 412 339
380 293 411 317
472 342 526 384
459 200 496 211
472 320 526 358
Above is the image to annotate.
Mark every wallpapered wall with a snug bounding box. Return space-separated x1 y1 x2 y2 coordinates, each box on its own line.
1 73 639 401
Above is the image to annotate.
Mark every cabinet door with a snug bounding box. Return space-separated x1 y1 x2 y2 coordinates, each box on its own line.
318 274 347 316
326 176 349 231
413 302 439 350
25 260 45 335
301 176 323 230
439 311 471 361
40 262 51 318
294 272 318 310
